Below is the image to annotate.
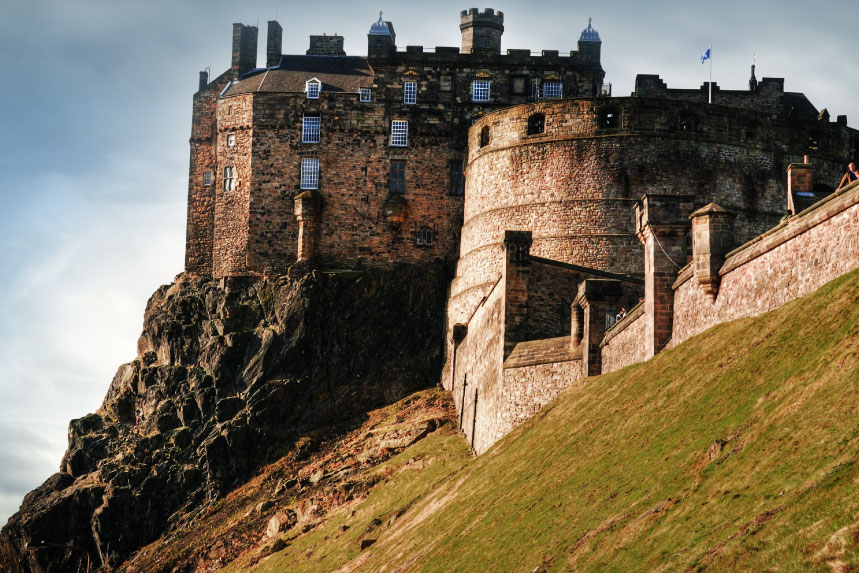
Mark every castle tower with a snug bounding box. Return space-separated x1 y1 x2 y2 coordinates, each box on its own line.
577 18 601 64
367 12 396 58
459 8 504 54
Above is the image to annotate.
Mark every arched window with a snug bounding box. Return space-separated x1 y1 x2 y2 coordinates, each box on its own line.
479 126 490 147
416 226 434 246
527 113 545 135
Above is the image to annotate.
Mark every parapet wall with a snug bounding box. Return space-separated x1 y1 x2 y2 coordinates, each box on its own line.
672 180 859 345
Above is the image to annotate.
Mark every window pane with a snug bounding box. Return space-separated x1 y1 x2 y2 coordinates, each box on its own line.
359 88 371 102
306 81 320 99
391 120 408 146
404 82 417 104
390 160 405 193
302 116 321 143
300 158 319 189
449 160 464 195
472 80 490 102
203 171 212 186
543 81 562 99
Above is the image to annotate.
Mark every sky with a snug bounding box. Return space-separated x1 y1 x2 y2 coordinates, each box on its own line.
1 0 857 523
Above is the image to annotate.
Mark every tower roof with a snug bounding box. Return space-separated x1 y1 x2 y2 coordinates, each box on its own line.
369 12 392 35
579 18 600 42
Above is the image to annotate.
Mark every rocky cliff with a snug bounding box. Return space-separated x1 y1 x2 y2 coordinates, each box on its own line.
0 262 449 572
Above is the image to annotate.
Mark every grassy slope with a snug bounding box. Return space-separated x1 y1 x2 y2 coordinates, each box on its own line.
250 269 859 572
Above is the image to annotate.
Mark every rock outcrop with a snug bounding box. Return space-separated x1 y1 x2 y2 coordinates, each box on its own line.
0 263 448 572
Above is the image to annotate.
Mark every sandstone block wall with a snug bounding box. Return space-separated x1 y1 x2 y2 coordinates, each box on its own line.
600 302 647 373
672 181 859 345
500 357 582 437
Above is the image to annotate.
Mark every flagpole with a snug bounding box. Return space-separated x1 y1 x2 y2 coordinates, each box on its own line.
708 45 712 104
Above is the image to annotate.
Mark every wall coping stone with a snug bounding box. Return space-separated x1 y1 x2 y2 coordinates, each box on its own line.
531 256 644 284
503 336 582 369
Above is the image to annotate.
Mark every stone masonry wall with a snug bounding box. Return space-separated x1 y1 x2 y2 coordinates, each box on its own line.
213 94 255 277
450 278 504 454
600 302 647 373
499 358 582 441
186 71 232 276
672 181 859 345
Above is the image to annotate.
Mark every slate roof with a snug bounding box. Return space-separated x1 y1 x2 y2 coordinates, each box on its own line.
225 55 374 96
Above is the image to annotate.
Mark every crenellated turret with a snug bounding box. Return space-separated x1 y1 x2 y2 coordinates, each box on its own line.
459 8 504 54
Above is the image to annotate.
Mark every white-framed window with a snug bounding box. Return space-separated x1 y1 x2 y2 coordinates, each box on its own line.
404 82 417 104
300 158 319 189
302 116 321 143
358 88 372 102
203 171 213 186
543 81 563 99
226 133 236 147
472 80 490 102
305 79 321 99
390 120 408 147
223 166 236 191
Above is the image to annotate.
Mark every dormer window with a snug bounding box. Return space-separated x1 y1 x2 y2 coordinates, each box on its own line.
472 80 490 103
358 88 372 102
543 81 563 99
305 78 321 99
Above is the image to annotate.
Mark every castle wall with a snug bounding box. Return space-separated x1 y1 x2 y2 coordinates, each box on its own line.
448 97 856 329
450 277 504 453
672 181 859 345
185 71 232 276
213 94 255 276
600 302 647 373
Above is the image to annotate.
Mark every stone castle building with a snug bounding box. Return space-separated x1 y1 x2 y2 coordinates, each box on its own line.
185 9 859 453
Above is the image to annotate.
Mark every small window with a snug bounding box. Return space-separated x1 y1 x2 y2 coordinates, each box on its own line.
479 126 490 147
305 79 321 99
404 82 417 104
527 114 545 135
543 81 562 99
472 80 490 102
302 116 321 143
391 120 408 147
223 166 236 191
358 88 372 102
416 227 434 246
300 159 319 189
600 109 620 128
390 160 406 194
226 134 236 147
449 160 465 196
203 171 212 186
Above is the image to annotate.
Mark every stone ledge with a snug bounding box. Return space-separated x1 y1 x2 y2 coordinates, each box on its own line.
503 336 582 369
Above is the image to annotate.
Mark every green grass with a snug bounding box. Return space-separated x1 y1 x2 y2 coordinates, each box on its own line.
248 269 859 572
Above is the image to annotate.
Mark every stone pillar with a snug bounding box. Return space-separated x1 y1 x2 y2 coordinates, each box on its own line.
635 194 693 358
571 303 584 347
786 159 813 215
293 191 321 261
690 203 736 298
574 279 622 376
502 230 532 359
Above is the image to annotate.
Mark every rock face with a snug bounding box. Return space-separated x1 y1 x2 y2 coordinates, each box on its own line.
0 263 447 572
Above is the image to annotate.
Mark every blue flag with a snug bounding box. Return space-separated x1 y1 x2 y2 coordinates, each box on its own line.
700 48 711 64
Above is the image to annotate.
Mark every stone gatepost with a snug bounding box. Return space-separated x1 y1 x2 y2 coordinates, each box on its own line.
294 191 321 261
502 230 532 359
690 203 735 298
635 194 693 358
573 279 622 377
